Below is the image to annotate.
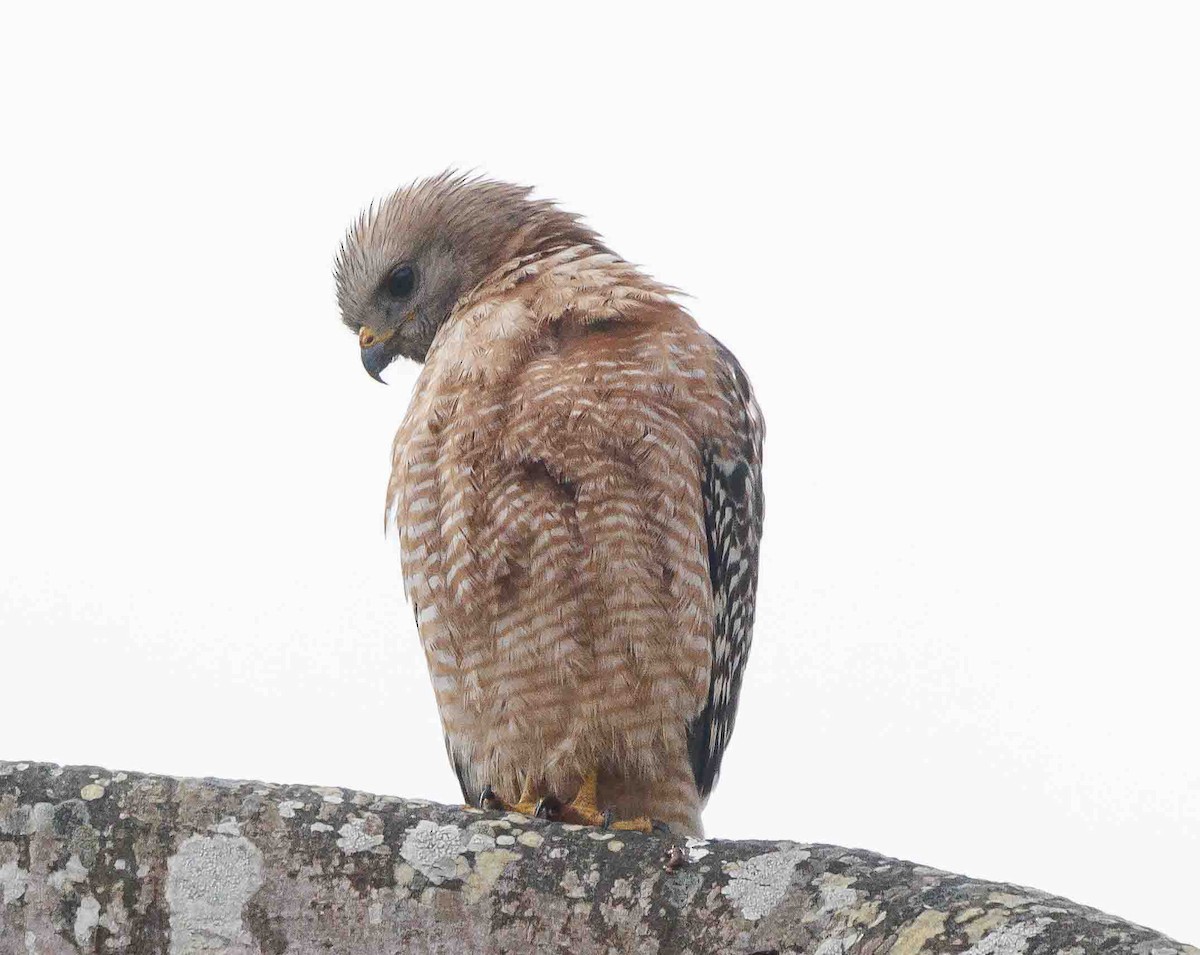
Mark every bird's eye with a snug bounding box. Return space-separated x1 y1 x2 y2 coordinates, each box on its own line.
385 263 416 298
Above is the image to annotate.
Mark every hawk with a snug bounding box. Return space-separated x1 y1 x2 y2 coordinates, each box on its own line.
335 173 763 835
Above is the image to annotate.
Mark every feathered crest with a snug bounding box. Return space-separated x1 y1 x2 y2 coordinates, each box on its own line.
334 170 608 321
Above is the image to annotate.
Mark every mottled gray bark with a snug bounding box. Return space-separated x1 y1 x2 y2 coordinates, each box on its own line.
0 761 1194 955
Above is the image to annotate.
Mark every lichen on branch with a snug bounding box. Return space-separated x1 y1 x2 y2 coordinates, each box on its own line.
1 761 1195 954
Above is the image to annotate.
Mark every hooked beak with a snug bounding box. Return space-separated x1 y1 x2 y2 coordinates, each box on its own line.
359 325 398 383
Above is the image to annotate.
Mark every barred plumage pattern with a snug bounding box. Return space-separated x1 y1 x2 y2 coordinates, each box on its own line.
691 342 764 800
382 242 763 836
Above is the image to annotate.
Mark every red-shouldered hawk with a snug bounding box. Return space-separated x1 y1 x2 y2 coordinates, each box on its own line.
335 173 763 836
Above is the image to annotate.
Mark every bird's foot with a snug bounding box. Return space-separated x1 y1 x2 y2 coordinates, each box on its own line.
479 776 667 834
602 811 656 833
477 784 539 817
556 770 663 833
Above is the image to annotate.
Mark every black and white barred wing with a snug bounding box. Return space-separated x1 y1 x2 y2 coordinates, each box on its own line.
688 338 765 802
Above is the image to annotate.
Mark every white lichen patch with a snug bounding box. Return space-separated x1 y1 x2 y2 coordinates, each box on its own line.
337 816 385 854
166 833 264 955
212 818 241 836
586 830 614 841
463 849 519 904
685 837 711 862
722 847 809 921
496 835 515 846
663 869 704 912
964 917 1053 955
48 854 89 891
310 822 333 833
74 895 101 948
517 831 543 849
31 802 54 834
312 787 345 804
607 839 624 853
79 784 105 801
817 873 860 913
277 799 306 818
400 820 465 884
816 932 863 955
463 830 497 853
561 868 600 899
394 862 417 887
1 859 29 905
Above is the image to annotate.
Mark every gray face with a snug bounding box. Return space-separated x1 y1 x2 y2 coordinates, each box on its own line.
351 240 472 378
337 172 607 381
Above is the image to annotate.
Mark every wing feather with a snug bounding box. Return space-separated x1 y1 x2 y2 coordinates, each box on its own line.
687 337 764 800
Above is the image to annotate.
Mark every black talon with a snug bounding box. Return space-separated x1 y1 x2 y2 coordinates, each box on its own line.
601 808 616 829
651 820 672 835
534 795 562 821
478 785 503 811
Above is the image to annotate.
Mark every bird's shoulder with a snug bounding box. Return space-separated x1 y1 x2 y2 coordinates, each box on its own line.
399 249 756 467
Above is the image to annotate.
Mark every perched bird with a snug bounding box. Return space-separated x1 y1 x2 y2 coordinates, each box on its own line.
335 173 763 835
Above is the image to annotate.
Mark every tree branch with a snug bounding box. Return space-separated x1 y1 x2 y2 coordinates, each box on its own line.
1 761 1193 954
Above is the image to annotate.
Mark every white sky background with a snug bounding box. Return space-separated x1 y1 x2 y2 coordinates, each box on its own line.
1 1 1197 943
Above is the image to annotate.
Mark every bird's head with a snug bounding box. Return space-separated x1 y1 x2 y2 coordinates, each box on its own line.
335 171 605 381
